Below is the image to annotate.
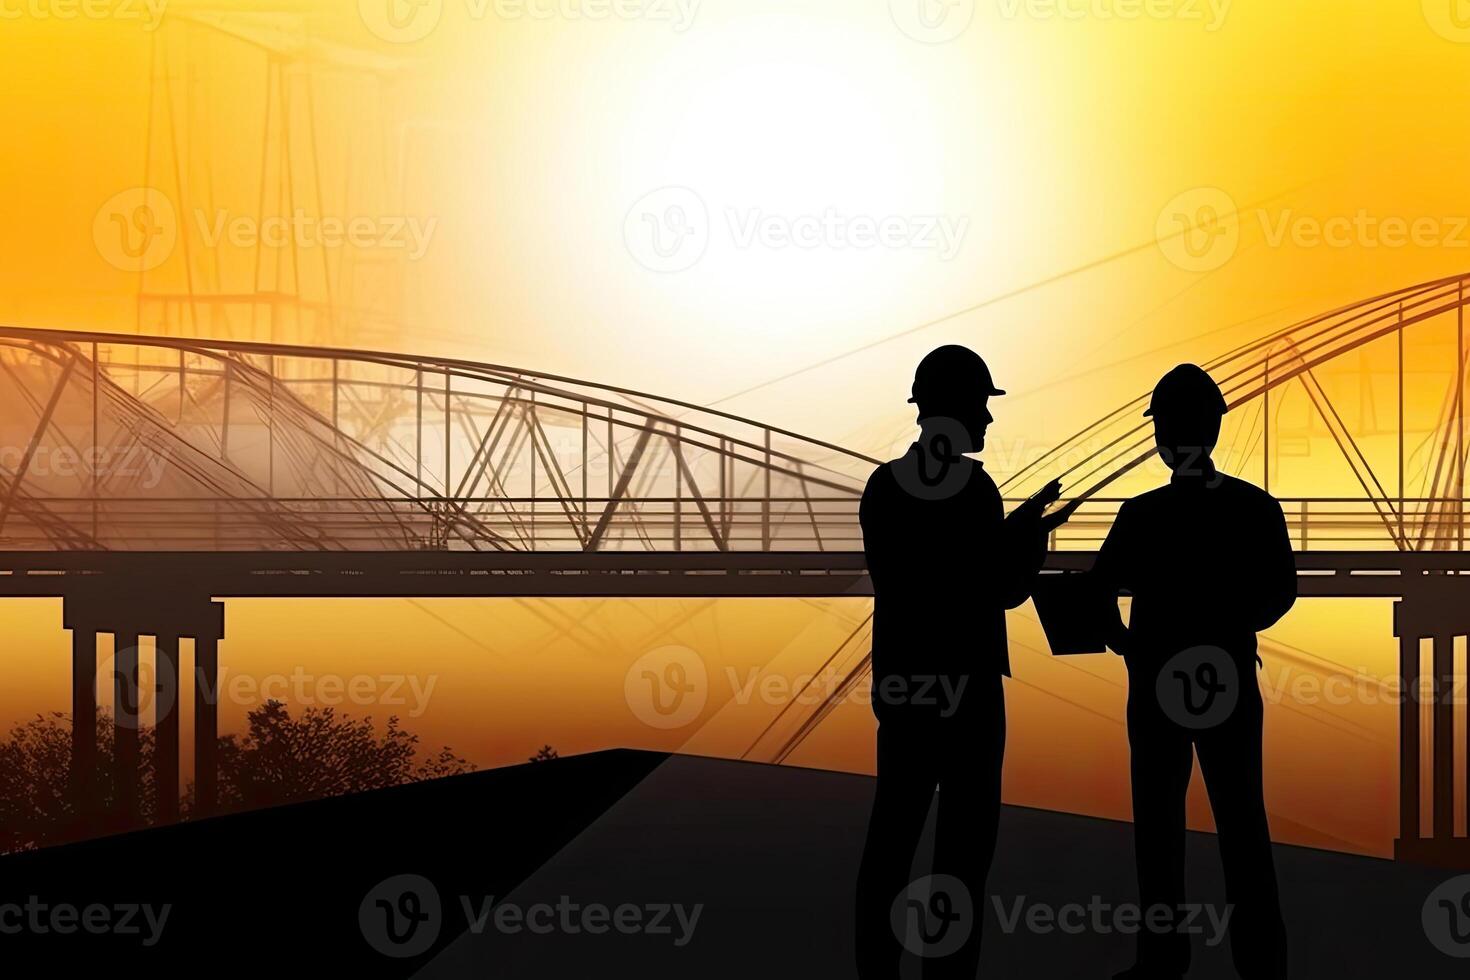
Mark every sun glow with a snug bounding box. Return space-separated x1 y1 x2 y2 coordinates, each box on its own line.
455 6 1023 394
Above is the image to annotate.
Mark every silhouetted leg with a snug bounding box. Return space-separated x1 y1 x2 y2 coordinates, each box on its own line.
1197 689 1286 980
1127 688 1193 976
857 718 940 980
929 680 1005 980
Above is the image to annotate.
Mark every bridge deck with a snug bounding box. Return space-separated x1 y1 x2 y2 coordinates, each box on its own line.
0 551 1462 598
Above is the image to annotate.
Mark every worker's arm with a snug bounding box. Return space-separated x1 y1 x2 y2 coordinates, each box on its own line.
995 479 1074 608
996 508 1046 608
1089 499 1135 656
858 469 893 597
1248 497 1297 631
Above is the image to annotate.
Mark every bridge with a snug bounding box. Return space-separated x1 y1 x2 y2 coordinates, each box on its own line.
5 273 1470 866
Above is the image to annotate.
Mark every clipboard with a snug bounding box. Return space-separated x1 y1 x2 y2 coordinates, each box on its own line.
1031 573 1111 656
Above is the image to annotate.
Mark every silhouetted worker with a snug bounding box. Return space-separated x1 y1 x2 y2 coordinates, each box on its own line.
1092 364 1296 980
855 345 1074 979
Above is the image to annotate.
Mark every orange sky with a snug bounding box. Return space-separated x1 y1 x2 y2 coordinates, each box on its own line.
3 0 1470 856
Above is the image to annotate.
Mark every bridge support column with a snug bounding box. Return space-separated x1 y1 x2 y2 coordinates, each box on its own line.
194 631 221 817
113 629 140 831
65 621 97 820
155 633 180 824
62 592 224 833
1394 580 1470 869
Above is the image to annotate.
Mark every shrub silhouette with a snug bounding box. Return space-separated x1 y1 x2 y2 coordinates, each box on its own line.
0 710 158 853
204 699 474 812
0 700 474 853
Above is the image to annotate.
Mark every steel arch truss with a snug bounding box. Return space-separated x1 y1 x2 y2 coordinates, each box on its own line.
0 328 872 553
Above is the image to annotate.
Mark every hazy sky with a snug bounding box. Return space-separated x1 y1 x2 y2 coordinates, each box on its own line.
1 0 1467 854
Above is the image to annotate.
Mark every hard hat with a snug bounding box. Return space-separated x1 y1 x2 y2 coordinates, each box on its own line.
1144 364 1228 418
907 345 1005 405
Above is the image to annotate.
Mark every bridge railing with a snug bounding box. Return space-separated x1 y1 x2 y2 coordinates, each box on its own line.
0 495 866 553
4 488 1462 554
1023 497 1470 553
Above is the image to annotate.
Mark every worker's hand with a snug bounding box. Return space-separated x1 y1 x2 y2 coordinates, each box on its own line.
1032 478 1063 509
1011 479 1063 522
1039 498 1082 534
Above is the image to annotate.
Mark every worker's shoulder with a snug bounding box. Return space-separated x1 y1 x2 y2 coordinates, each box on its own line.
1125 473 1282 514
863 458 900 493
861 459 904 511
1216 473 1285 512
1124 483 1171 514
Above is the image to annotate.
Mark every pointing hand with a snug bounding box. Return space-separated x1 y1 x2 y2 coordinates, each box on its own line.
1033 478 1063 508
1013 479 1062 521
1039 498 1082 534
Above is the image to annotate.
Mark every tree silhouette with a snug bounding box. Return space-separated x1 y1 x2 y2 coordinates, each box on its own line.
529 744 559 763
204 700 475 812
0 701 474 854
0 710 158 853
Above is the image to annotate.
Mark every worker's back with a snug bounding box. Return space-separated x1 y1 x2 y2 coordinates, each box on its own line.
861 447 1045 720
1096 466 1297 671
